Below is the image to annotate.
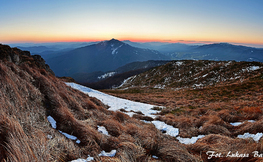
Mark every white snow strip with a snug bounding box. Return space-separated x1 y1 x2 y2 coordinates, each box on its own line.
237 132 263 142
151 121 179 137
58 130 77 140
202 74 208 78
152 155 158 159
249 66 261 71
71 155 94 162
242 66 262 72
98 72 116 79
47 116 57 129
99 150 117 157
116 75 136 88
47 135 52 139
176 135 205 144
97 126 109 136
47 116 81 144
176 61 183 66
230 120 255 126
154 84 165 89
66 82 159 118
112 44 123 55
230 122 242 126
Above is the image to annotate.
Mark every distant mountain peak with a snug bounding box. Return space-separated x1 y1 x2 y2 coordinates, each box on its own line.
98 38 124 47
109 38 118 41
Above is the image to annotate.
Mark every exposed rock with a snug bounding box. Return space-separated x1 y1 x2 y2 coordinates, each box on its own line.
0 44 54 75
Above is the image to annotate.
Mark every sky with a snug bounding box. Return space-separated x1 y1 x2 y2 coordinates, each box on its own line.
1 0 263 47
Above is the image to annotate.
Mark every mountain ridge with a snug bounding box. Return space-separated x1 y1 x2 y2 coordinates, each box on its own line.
118 60 263 90
46 39 170 80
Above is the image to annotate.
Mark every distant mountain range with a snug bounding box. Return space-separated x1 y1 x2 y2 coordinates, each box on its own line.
11 39 263 84
170 43 263 62
45 39 170 79
124 41 263 62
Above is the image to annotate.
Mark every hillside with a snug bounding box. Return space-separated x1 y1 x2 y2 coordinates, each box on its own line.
81 60 170 88
2 45 263 161
103 60 263 161
118 60 263 89
73 60 170 84
46 39 169 80
0 45 203 161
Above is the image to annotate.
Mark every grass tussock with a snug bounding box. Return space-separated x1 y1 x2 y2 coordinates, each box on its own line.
188 134 261 162
0 113 49 162
99 119 125 137
115 142 145 162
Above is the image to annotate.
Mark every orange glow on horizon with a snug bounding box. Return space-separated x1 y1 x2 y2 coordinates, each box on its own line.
2 36 263 48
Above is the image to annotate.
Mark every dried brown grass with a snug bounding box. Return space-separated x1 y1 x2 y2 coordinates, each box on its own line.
0 113 49 162
187 134 262 162
99 119 125 137
6 48 263 161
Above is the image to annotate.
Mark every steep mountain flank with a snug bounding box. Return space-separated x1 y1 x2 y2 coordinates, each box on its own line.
82 60 171 89
0 45 201 161
46 39 170 80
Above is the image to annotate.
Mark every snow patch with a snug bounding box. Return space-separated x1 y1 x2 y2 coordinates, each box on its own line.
97 126 109 136
47 115 56 129
112 44 123 55
154 84 165 89
249 66 261 71
151 121 179 137
152 155 158 159
176 135 205 144
176 61 183 66
242 66 261 72
116 75 136 88
202 74 208 78
230 120 255 126
71 155 94 162
47 135 52 139
47 115 81 144
66 82 159 118
98 72 116 79
237 132 263 142
99 150 117 157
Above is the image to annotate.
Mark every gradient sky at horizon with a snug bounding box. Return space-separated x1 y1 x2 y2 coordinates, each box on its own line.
1 0 263 47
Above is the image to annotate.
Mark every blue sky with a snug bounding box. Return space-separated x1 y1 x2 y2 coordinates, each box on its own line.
0 0 263 47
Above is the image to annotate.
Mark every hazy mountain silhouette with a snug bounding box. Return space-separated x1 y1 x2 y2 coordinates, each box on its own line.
46 39 170 78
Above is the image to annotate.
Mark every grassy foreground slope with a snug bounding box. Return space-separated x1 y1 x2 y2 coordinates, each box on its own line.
0 45 202 161
103 60 263 161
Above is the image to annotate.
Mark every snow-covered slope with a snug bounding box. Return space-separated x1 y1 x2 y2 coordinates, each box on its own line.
66 82 160 118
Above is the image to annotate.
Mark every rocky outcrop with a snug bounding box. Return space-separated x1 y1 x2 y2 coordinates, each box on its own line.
0 44 54 75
